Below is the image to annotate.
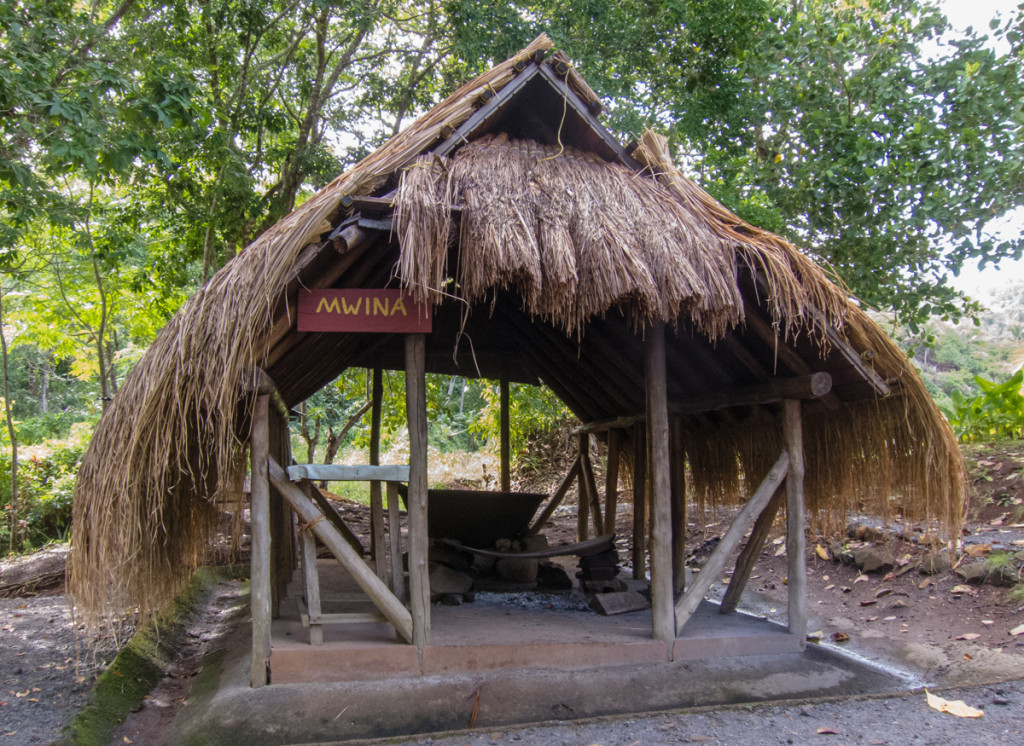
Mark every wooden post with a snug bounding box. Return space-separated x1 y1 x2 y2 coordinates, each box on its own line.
577 436 591 542
250 394 271 687
370 369 386 582
631 424 647 580
645 323 675 644
386 482 404 601
675 452 790 632
784 399 807 647
500 373 511 492
604 429 622 535
300 531 323 645
405 334 430 650
578 434 604 536
719 487 783 614
669 417 687 597
268 405 293 618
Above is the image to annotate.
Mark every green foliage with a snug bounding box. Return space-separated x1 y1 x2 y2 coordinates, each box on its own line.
1 424 91 552
946 371 1024 443
470 381 572 464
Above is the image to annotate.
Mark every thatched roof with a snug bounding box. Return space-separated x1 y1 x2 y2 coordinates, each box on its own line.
70 34 965 624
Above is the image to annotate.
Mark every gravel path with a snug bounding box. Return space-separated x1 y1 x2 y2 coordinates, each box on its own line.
0 596 124 744
393 680 1024 745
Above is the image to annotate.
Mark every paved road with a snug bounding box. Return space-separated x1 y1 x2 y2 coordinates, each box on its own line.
390 679 1024 746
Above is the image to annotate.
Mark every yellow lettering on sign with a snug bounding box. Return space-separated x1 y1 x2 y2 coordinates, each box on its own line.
341 297 363 314
373 297 388 316
391 296 407 316
316 297 341 314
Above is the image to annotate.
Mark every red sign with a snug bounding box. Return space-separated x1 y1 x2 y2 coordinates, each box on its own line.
297 289 432 333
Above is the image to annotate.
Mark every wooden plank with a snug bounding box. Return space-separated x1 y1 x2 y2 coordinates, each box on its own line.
300 531 323 645
669 417 687 597
500 374 511 492
719 487 784 614
314 612 388 624
286 464 410 482
527 457 581 535
249 395 271 687
631 424 647 580
268 457 414 643
405 334 431 650
386 481 405 601
674 451 790 632
578 434 604 536
603 429 622 535
784 399 807 647
645 323 676 644
434 64 542 156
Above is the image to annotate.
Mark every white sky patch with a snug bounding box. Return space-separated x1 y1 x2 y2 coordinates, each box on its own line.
936 0 1022 301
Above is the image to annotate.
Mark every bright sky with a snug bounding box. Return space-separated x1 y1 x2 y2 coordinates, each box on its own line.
937 0 1023 302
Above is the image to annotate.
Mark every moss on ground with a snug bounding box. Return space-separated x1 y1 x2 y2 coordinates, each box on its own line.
56 565 246 746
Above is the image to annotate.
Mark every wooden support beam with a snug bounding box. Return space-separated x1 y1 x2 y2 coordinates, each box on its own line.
268 457 414 643
578 434 604 537
669 417 687 597
528 456 581 535
249 395 271 687
631 424 647 580
405 334 431 650
645 323 676 644
742 310 842 410
500 373 511 492
674 451 790 633
603 429 622 535
784 399 807 647
386 481 405 601
573 373 833 435
370 367 386 583
300 531 323 645
719 487 783 614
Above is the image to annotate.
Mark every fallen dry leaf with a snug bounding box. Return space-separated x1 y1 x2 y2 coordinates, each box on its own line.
1009 624 1024 636
956 633 981 640
816 727 840 734
854 574 869 583
925 690 983 718
815 545 830 561
875 588 893 598
860 600 877 607
950 585 977 596
831 631 850 642
775 544 787 557
964 544 991 557
918 578 933 589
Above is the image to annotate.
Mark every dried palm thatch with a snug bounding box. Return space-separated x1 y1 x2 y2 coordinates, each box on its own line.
70 35 555 626
395 130 965 536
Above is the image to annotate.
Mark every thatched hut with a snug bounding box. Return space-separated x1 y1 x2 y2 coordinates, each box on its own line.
71 35 963 685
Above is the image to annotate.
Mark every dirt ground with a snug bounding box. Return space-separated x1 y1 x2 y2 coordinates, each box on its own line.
1 441 1023 744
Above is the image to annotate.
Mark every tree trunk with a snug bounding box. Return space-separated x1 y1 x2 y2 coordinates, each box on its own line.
0 289 20 553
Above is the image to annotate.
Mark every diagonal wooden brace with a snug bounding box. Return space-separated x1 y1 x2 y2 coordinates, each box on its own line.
268 456 414 643
674 451 790 634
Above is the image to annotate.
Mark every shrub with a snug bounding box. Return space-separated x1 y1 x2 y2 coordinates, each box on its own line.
945 371 1024 442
